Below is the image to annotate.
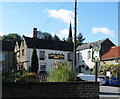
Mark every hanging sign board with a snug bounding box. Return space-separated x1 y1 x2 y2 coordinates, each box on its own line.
92 46 101 62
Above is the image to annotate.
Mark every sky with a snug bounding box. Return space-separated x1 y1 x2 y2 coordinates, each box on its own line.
1 1 119 45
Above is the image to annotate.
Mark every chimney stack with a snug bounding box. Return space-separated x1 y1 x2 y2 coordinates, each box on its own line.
33 28 38 38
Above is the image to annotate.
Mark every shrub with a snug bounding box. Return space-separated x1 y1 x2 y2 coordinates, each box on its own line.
48 62 76 82
98 64 120 76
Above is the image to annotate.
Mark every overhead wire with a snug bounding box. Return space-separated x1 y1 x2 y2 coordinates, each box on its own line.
5 2 48 19
3 2 35 12
41 1 68 30
79 2 96 26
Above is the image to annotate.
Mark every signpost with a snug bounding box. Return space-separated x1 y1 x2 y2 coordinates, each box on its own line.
92 45 101 82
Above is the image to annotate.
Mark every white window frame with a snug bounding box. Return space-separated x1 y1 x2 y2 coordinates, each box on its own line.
40 64 46 71
67 53 72 61
39 51 45 60
87 51 91 59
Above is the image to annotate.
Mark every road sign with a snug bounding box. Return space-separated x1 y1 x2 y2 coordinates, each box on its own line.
92 46 101 62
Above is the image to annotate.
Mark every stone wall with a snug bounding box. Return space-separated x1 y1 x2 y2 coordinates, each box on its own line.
100 59 120 66
2 82 99 99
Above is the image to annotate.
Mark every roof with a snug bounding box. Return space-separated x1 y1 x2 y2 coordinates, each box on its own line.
77 38 114 51
23 36 73 52
0 40 14 52
76 39 106 51
102 46 120 60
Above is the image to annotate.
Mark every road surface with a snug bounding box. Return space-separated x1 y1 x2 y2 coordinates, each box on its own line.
100 85 120 99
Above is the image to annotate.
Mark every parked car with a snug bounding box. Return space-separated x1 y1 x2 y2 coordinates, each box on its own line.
97 75 109 85
77 74 109 85
109 76 120 86
77 74 97 82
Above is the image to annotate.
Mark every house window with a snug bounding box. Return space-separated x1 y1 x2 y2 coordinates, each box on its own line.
22 40 24 46
39 51 45 60
40 64 46 71
87 51 91 59
0 53 5 61
22 49 24 56
67 53 72 61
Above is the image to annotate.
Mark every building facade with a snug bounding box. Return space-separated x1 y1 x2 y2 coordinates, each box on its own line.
76 38 115 74
0 40 14 73
15 35 73 74
101 46 120 65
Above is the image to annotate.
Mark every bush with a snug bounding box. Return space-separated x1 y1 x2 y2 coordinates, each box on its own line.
98 64 120 76
48 62 76 82
2 71 16 82
15 72 39 82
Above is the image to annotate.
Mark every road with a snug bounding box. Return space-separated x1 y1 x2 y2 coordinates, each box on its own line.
100 85 120 99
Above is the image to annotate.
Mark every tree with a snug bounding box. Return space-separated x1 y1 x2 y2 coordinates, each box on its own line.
0 33 21 44
76 33 85 45
48 62 76 82
31 48 39 74
42 33 52 40
67 37 72 42
53 34 60 41
62 38 66 41
37 31 53 40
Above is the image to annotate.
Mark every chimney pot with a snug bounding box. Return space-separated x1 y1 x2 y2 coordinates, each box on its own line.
33 28 37 38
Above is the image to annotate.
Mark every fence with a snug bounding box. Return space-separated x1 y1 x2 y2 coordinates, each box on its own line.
38 74 48 82
22 74 48 82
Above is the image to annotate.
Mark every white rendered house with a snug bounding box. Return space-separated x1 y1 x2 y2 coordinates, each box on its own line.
76 38 115 74
14 32 73 74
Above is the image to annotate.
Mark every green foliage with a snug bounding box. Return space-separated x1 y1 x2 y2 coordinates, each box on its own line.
66 32 86 44
53 34 60 41
31 48 39 73
43 33 52 40
2 71 14 82
97 64 120 76
37 31 52 40
20 67 27 75
67 37 72 42
0 33 21 44
15 72 39 82
62 38 66 41
48 62 76 82
76 33 85 45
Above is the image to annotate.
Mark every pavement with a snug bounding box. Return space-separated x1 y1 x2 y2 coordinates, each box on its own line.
100 85 120 99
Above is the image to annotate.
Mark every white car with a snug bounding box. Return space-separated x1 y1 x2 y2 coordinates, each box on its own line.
77 74 109 85
77 74 96 82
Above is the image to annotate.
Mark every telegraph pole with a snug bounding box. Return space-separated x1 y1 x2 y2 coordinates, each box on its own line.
73 0 77 72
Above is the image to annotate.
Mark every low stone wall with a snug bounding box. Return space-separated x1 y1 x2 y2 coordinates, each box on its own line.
2 82 99 99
